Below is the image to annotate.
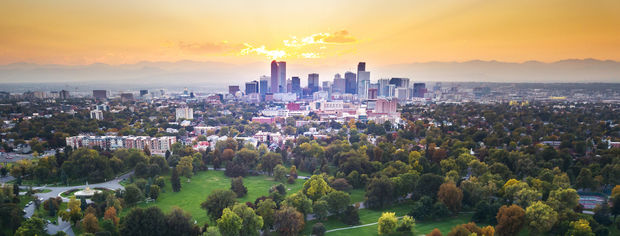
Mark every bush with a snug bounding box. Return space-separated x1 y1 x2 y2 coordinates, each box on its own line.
312 223 326 236
230 177 248 198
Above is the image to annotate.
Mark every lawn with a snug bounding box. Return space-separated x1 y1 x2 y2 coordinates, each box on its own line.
125 170 305 224
301 201 474 236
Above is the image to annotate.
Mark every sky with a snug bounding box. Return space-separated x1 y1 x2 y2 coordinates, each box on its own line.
1 0 620 67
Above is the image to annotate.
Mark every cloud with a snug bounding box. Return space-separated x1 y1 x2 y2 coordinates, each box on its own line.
239 43 287 59
240 30 357 60
177 41 243 54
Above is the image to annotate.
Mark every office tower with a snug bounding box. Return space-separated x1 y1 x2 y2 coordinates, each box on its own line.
389 78 410 88
344 71 356 94
93 90 107 99
386 84 396 97
378 79 390 97
59 90 70 99
270 60 279 93
278 61 286 93
229 85 240 95
140 90 148 97
332 74 346 93
291 76 301 96
433 82 442 92
259 76 269 95
357 62 366 72
286 79 292 93
357 71 370 99
245 80 259 95
308 73 319 94
183 88 189 95
413 83 427 98
120 93 134 102
322 81 332 94
396 88 408 102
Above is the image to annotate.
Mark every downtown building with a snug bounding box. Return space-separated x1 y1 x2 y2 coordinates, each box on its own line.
66 135 177 156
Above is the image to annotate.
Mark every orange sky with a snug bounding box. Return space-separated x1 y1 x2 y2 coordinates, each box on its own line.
1 0 619 66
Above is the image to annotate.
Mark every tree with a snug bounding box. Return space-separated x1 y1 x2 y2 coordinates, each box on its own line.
342 205 361 225
82 213 101 233
396 215 415 234
567 219 594 236
437 182 463 215
546 188 579 211
330 178 353 192
201 189 237 221
283 192 313 217
312 200 329 221
149 185 160 200
274 206 305 236
176 156 194 181
414 173 444 199
120 207 167 236
14 217 46 236
255 199 277 230
231 203 263 236
427 228 443 236
378 212 398 235
312 223 326 236
60 196 82 226
204 226 222 236
323 190 351 216
480 226 495 236
104 207 119 226
495 204 525 236
260 152 282 175
525 201 557 234
273 164 288 182
365 176 394 209
230 177 248 198
289 165 298 179
171 167 181 192
217 208 242 236
303 175 334 201
165 207 198 236
124 184 143 206
593 202 612 225
575 169 595 190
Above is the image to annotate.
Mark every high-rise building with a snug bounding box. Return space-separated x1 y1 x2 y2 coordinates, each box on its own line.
93 90 107 99
357 71 370 99
90 110 104 120
286 79 292 93
368 88 378 99
245 81 259 95
59 90 70 99
413 83 427 98
278 61 286 93
322 81 332 94
344 71 356 94
229 85 240 95
291 76 301 96
378 79 390 97
332 74 346 93
175 107 194 120
120 93 134 102
270 60 279 93
357 62 366 72
140 90 148 97
389 78 410 88
259 76 269 95
308 73 319 94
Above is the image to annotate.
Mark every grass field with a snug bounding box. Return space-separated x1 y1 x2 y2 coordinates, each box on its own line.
125 170 305 224
301 201 474 236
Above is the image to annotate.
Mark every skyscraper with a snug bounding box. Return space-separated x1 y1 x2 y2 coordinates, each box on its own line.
291 76 301 96
333 74 346 93
308 73 319 94
357 62 370 100
413 83 427 98
270 60 279 93
344 71 357 94
389 78 410 88
378 79 390 97
357 62 366 72
245 80 259 95
278 61 286 93
259 76 269 95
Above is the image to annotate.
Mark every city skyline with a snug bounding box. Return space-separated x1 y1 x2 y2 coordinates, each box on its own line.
1 0 620 67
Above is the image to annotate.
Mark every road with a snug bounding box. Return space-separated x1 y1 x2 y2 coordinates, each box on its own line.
1 150 56 163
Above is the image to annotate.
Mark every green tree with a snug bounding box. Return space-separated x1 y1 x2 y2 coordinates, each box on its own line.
171 167 181 192
322 190 351 216
217 208 243 236
255 199 277 230
230 177 248 198
201 189 237 221
60 196 82 226
303 175 333 201
283 192 313 217
312 200 329 221
378 212 398 235
273 164 288 182
176 156 194 181
124 184 143 206
365 176 395 209
566 219 594 236
149 185 160 200
231 203 263 236
14 217 46 236
525 201 557 234
396 215 416 234
575 169 594 190
120 207 167 236
165 207 198 236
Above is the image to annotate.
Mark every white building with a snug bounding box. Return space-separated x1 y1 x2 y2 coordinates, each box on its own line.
176 107 194 120
90 110 104 120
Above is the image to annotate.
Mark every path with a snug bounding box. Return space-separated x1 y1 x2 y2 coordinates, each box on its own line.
325 216 404 233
